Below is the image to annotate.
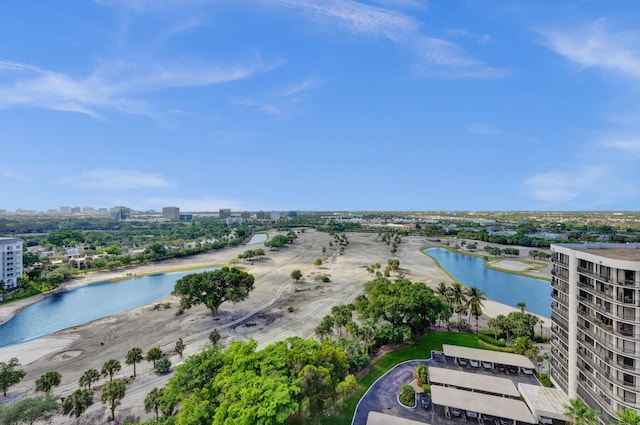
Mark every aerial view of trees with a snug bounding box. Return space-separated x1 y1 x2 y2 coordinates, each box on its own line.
173 267 255 315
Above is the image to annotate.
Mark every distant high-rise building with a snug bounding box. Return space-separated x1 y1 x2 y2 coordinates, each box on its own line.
83 207 96 214
550 243 640 422
110 206 131 221
70 206 81 214
288 211 298 218
219 208 232 219
256 211 266 220
60 206 72 214
163 207 180 220
0 238 23 290
271 211 281 220
240 211 251 219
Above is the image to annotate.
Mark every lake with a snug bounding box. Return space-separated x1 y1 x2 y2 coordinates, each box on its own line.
424 248 551 317
0 268 215 348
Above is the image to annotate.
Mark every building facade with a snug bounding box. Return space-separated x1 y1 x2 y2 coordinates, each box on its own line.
163 207 180 220
0 238 23 290
110 206 131 221
550 243 640 422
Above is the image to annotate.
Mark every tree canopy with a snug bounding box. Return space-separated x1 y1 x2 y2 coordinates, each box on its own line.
0 358 26 397
173 267 255 315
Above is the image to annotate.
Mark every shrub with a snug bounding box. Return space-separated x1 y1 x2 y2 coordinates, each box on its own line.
478 340 513 353
321 276 331 283
154 358 172 374
398 384 415 407
478 333 506 347
533 334 550 343
287 306 294 313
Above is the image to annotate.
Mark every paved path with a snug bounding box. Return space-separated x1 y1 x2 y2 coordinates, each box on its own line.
353 359 433 425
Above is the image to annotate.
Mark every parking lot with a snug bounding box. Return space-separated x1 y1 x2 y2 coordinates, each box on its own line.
352 351 540 425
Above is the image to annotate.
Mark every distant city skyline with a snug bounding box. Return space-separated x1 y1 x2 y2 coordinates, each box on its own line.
2 1 640 211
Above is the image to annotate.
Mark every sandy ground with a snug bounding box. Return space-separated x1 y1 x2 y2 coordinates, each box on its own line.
0 231 551 424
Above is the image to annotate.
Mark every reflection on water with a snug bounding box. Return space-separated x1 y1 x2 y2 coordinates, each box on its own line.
424 248 550 317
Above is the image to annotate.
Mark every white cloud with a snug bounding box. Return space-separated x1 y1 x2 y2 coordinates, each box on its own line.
447 29 491 45
59 169 172 190
0 57 277 117
598 138 640 159
524 165 636 206
539 19 640 80
234 97 283 117
284 77 320 96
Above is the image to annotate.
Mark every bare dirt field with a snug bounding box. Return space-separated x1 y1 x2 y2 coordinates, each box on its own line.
0 231 549 424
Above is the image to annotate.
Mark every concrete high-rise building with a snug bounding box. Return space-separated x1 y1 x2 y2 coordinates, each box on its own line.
163 207 180 220
0 238 23 290
550 243 640 422
219 208 232 219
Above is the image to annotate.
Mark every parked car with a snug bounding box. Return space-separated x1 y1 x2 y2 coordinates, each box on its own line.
421 394 431 410
458 358 468 366
482 414 495 425
451 408 462 417
469 359 480 368
539 417 553 425
482 361 493 370
467 411 479 419
522 367 535 375
496 364 506 373
499 418 513 425
507 365 519 374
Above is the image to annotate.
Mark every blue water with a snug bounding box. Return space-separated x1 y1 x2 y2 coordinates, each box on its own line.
0 268 215 347
247 233 267 244
424 248 551 318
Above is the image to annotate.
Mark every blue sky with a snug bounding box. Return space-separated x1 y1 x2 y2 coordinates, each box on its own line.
1 1 640 212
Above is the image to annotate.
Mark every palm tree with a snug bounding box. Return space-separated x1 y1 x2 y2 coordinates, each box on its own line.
516 301 527 313
487 318 499 339
125 347 143 378
538 318 545 337
435 282 450 301
448 282 468 327
101 359 121 382
101 379 126 421
62 388 93 418
617 408 640 425
79 368 100 390
35 370 62 395
146 347 163 368
144 387 163 421
563 398 598 425
466 286 486 333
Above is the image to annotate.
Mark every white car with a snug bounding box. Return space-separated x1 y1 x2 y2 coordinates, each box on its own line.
482 361 493 370
467 411 479 419
469 359 480 368
451 408 462 417
522 368 535 375
458 358 468 366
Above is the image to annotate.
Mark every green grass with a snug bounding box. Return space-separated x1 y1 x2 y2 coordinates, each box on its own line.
317 332 480 425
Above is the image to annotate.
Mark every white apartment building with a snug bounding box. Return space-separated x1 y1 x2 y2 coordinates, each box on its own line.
0 237 23 290
550 243 640 422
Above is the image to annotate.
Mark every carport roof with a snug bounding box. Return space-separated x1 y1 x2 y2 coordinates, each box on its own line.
518 383 569 421
429 366 520 397
366 411 428 425
443 344 536 369
431 386 536 424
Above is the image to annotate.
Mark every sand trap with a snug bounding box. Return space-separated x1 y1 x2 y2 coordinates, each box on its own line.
51 350 84 361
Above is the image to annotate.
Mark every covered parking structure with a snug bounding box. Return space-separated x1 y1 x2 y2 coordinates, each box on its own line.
431 386 536 424
429 366 520 398
518 383 569 424
443 344 536 372
366 411 427 425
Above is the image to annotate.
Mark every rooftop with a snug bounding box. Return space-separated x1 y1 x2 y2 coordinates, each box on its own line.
518 383 569 421
0 237 23 245
553 243 640 261
443 344 536 369
366 411 426 425
428 366 520 398
430 386 536 423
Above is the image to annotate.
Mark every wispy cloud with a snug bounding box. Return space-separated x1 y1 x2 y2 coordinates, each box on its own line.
59 169 173 190
524 165 636 206
0 57 277 117
261 0 503 79
234 97 283 117
467 122 498 135
447 29 491 45
539 19 640 81
284 77 320 96
598 138 640 159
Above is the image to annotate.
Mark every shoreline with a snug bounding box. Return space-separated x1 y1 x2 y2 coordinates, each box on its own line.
0 233 551 424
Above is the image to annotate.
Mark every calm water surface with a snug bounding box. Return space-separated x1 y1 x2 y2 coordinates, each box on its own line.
247 233 267 244
0 268 215 347
424 248 551 317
